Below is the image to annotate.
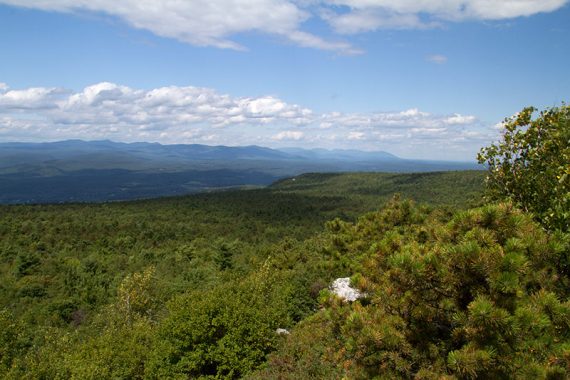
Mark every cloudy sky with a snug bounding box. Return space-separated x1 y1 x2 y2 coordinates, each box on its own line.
0 1 568 160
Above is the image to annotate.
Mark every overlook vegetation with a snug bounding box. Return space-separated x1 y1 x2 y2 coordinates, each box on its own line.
254 201 570 379
478 104 570 232
0 171 483 378
0 105 568 379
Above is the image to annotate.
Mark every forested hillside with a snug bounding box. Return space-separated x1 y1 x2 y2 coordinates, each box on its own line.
0 171 482 378
272 171 484 208
0 105 567 380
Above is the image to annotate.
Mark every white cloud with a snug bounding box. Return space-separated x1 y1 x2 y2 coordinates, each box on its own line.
426 54 448 64
325 0 568 19
321 8 435 34
286 30 363 54
0 86 65 110
0 82 315 139
318 108 455 129
0 81 497 160
444 114 476 125
347 131 365 140
464 0 568 20
64 82 135 107
0 0 357 53
273 130 305 140
1 0 565 52
400 108 428 117
322 0 569 33
410 127 447 134
0 83 8 92
493 121 506 130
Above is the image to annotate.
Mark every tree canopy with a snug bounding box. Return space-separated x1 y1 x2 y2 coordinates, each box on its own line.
478 104 570 231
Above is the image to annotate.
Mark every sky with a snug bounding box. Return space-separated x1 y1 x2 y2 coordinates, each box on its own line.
0 1 569 161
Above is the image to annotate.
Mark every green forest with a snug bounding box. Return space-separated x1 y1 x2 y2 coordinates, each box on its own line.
0 105 568 379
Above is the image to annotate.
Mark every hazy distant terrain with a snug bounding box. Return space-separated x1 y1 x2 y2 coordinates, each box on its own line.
0 140 481 203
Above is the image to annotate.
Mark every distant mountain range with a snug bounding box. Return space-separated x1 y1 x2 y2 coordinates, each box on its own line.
0 140 481 203
278 147 400 162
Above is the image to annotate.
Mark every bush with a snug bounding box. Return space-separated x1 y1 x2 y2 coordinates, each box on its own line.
477 104 570 231
255 201 570 379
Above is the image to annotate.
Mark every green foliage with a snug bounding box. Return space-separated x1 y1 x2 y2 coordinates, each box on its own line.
272 171 485 210
7 317 156 379
0 309 30 374
0 171 486 378
148 261 290 379
116 266 157 324
214 239 238 271
13 252 41 278
478 104 570 231
258 200 570 378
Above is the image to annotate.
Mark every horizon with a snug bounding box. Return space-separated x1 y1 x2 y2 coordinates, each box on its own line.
1 1 569 161
0 138 481 163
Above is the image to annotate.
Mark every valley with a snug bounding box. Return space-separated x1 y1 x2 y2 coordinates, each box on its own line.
0 140 481 203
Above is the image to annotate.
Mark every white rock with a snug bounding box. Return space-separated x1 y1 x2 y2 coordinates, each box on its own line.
276 328 290 335
330 277 362 302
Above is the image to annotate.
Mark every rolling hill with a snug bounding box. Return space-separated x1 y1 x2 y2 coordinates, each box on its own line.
0 140 481 203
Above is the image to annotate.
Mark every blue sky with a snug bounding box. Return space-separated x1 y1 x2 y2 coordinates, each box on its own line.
0 0 568 160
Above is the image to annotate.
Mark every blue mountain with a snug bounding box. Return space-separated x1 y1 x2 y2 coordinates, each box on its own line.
0 140 481 203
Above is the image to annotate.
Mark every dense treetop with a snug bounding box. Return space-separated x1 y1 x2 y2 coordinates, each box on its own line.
478 104 569 232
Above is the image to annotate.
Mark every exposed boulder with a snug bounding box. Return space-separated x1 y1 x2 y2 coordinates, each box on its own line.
330 277 362 302
276 328 290 335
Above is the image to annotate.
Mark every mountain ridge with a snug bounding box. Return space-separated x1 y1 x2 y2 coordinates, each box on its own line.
0 139 482 204
0 140 403 163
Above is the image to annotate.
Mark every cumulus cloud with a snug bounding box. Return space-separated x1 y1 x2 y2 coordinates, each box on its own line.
0 86 67 110
318 108 451 129
444 114 476 125
273 130 305 140
321 8 436 34
0 0 358 53
0 82 317 141
326 0 567 17
0 81 497 160
323 0 569 33
1 0 566 52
